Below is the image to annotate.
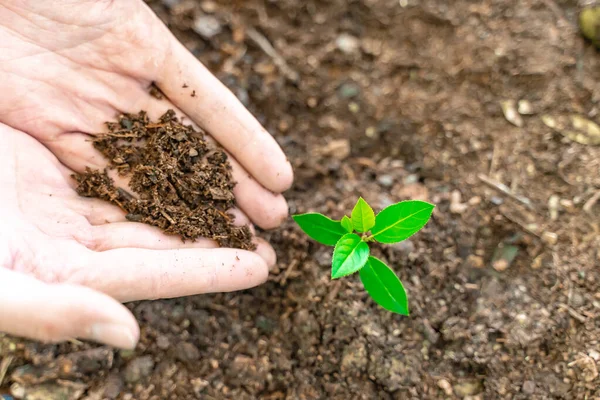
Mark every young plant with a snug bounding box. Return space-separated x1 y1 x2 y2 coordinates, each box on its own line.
292 198 434 315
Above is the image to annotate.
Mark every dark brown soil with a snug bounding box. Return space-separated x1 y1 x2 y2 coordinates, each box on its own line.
73 109 255 250
2 0 600 399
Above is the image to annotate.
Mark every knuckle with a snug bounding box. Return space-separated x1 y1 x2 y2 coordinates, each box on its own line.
73 225 107 252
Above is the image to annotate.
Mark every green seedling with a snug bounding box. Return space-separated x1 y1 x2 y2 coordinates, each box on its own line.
292 198 434 315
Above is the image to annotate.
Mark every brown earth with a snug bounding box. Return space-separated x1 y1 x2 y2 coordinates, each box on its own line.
1 0 600 399
73 109 255 250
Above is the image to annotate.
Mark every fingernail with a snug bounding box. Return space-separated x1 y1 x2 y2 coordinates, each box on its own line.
90 324 138 349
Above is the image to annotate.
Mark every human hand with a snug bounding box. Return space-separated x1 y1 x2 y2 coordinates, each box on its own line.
0 123 278 349
0 0 293 224
0 0 293 348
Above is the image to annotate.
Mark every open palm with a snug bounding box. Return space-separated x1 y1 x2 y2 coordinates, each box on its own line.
0 0 292 348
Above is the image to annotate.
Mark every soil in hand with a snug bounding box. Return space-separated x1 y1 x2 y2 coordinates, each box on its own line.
73 109 255 250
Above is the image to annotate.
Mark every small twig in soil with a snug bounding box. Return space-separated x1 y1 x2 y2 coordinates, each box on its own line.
102 132 139 138
500 211 542 239
583 190 600 214
216 209 231 221
0 355 13 387
246 27 300 83
488 144 498 175
558 303 587 323
326 280 343 303
160 209 176 225
478 174 534 210
281 259 299 286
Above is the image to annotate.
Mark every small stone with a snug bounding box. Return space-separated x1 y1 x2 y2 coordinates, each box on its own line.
174 342 200 363
501 100 524 127
468 196 481 206
531 254 544 269
348 102 360 113
404 174 419 184
522 380 536 394
437 379 453 396
193 15 222 39
589 350 600 361
548 195 560 220
10 383 25 399
518 100 534 115
571 292 585 308
515 313 528 324
161 0 182 7
301 94 316 107
338 82 360 99
188 148 199 157
315 248 332 266
360 321 384 338
200 0 217 13
423 319 440 344
319 139 351 160
170 305 186 323
453 380 483 398
397 183 429 202
375 195 394 211
102 375 123 399
156 335 170 350
236 87 249 106
123 356 154 383
450 190 468 214
490 196 504 205
377 174 394 187
335 33 360 54
191 378 209 395
542 231 558 246
467 255 485 269
341 340 368 373
15 382 87 400
391 239 415 254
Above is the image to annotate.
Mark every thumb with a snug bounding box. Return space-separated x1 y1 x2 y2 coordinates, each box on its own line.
0 269 139 349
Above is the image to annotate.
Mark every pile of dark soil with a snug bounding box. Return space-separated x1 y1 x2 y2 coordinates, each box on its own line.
73 110 255 250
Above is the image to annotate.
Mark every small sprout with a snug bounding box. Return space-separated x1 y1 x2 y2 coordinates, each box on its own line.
293 198 435 315
341 215 353 232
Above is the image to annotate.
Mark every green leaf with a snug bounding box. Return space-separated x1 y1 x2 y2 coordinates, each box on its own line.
351 197 375 233
332 233 370 279
371 200 434 244
292 213 347 246
359 256 409 315
341 215 353 233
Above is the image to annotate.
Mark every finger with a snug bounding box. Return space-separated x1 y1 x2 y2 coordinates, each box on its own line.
156 41 294 193
77 209 255 251
74 247 270 302
142 97 289 229
78 223 276 268
66 196 128 225
49 132 131 189
0 268 139 349
228 155 289 229
253 237 277 269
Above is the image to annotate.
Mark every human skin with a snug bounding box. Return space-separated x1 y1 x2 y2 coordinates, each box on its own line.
0 0 293 348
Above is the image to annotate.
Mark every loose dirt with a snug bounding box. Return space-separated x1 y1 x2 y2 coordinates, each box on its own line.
73 109 255 250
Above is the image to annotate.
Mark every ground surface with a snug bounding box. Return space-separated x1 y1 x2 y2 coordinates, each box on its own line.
1 0 600 399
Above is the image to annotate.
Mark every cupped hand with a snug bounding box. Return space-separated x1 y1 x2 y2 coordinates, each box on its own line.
0 0 293 348
0 120 276 349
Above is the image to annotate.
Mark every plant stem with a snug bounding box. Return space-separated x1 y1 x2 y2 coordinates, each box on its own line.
362 234 375 242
